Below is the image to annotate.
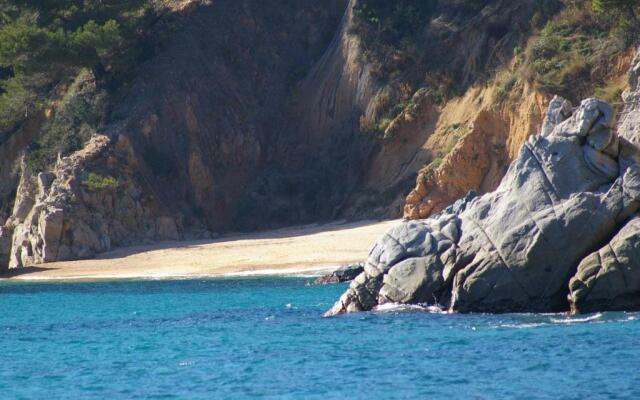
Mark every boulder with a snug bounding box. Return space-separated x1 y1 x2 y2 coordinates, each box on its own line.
378 255 444 304
568 216 640 313
326 95 640 316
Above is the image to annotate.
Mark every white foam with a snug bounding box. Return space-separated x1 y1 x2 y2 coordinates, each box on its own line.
5 265 339 282
498 322 549 329
221 265 338 278
550 313 603 324
373 303 448 314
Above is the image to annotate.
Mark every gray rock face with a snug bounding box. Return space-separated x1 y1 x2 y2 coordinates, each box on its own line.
1 135 197 270
569 216 640 313
565 49 640 313
327 69 640 315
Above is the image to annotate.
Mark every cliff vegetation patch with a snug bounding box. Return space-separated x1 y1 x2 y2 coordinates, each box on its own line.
82 172 118 191
0 0 183 169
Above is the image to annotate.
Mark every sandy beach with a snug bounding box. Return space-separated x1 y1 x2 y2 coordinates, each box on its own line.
2 219 399 281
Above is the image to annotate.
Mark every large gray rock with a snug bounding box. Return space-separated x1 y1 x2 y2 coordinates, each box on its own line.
326 94 640 316
326 206 467 315
452 163 640 312
568 216 640 313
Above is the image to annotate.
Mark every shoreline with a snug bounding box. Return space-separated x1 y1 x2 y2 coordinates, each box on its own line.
1 219 398 282
1 265 339 282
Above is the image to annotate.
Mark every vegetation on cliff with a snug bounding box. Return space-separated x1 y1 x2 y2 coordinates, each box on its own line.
352 0 639 134
521 0 638 101
0 0 180 169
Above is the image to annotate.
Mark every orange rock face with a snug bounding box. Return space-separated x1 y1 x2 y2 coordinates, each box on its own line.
403 84 549 220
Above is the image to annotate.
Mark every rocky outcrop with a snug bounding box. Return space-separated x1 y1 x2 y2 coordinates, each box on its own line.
567 51 640 313
1 135 194 269
308 263 364 285
327 91 640 316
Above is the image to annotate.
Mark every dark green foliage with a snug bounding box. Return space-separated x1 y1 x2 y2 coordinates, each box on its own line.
592 0 638 17
351 0 488 80
352 0 638 120
26 71 107 172
0 1 184 172
0 0 151 79
351 0 561 135
0 0 167 135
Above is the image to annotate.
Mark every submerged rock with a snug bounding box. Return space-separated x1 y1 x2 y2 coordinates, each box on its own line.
327 80 640 315
308 263 364 285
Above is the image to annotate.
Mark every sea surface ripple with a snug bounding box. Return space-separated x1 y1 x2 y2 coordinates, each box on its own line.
0 277 638 399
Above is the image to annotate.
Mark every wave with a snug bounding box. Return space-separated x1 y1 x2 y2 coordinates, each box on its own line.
373 303 448 314
498 322 550 329
221 266 337 278
550 313 603 324
497 312 619 330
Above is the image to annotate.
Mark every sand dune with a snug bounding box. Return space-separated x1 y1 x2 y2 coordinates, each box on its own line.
3 220 399 281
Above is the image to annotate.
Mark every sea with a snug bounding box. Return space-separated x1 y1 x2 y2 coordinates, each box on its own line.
1 276 638 399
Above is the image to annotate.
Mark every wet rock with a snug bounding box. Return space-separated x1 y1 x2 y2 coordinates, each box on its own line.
308 263 364 285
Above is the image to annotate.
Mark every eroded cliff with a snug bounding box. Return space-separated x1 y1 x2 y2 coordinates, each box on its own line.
0 0 637 270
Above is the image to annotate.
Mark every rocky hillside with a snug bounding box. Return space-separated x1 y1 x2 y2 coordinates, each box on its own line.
0 0 638 269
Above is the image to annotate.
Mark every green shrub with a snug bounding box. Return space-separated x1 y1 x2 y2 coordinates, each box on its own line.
430 157 443 169
495 71 518 100
592 0 638 17
0 76 34 132
82 172 118 191
377 117 393 132
593 84 624 104
521 0 638 101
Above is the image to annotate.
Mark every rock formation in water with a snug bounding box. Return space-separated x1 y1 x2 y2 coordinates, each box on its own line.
327 53 640 315
308 263 365 285
567 55 640 314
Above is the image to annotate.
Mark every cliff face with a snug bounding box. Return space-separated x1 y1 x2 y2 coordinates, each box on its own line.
402 46 636 221
1 0 352 267
402 84 549 219
110 0 350 232
0 0 637 269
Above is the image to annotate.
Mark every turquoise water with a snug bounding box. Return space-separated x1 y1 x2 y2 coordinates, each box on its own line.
1 277 639 399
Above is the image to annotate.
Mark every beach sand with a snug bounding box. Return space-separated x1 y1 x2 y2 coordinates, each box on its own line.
2 219 400 281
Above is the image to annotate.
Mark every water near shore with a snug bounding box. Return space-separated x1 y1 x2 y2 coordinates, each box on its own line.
1 277 639 399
